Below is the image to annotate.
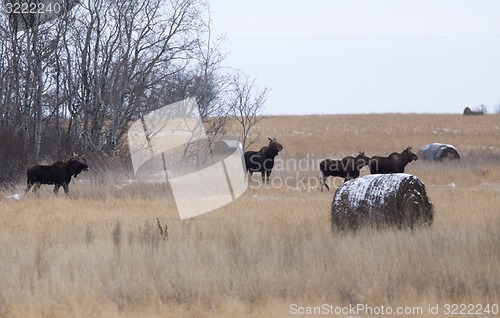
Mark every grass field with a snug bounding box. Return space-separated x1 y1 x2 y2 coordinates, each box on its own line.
1 114 499 317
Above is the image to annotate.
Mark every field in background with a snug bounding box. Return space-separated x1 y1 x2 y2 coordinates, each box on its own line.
1 114 499 317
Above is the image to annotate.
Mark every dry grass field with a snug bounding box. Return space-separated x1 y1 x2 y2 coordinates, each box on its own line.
1 114 499 317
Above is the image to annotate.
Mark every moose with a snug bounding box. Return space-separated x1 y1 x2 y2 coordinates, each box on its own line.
244 137 283 183
369 147 418 174
25 154 89 195
319 151 370 192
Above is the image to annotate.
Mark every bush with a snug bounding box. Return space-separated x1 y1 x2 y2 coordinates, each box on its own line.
0 127 25 185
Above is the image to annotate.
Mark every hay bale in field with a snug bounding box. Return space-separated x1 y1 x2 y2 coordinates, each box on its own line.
331 174 433 231
418 143 460 161
463 106 483 116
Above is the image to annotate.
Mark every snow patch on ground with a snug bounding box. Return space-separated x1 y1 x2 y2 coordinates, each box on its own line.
6 194 22 200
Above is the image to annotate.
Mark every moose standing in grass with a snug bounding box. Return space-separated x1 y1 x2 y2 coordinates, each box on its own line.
369 147 418 174
244 137 283 183
319 151 370 191
25 154 89 195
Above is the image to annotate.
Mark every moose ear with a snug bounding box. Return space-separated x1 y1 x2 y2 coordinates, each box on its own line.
268 137 272 141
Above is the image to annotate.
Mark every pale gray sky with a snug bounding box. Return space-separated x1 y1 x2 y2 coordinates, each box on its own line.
210 0 500 114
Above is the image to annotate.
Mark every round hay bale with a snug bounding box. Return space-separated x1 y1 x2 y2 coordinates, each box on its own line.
418 143 460 161
463 106 483 116
331 174 433 231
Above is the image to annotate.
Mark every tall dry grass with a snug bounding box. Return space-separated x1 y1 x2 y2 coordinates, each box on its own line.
0 114 499 317
234 114 499 160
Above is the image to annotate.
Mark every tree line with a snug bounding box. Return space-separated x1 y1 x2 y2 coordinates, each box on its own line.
0 0 266 183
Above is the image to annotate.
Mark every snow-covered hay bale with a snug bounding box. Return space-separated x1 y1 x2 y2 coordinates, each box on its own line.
418 143 460 161
463 106 483 116
331 174 433 231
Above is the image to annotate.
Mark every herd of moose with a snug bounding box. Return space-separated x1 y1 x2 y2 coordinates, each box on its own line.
244 137 421 192
23 137 456 195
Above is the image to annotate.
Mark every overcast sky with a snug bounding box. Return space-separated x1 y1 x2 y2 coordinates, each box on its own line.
210 0 500 115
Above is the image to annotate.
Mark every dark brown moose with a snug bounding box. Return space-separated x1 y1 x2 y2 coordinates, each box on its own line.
369 147 418 174
25 155 89 195
244 137 283 183
319 151 370 191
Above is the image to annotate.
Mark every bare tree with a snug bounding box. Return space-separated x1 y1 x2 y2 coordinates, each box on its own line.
0 0 269 181
0 2 60 163
55 0 205 158
154 6 232 145
228 72 269 150
192 8 231 144
479 104 487 114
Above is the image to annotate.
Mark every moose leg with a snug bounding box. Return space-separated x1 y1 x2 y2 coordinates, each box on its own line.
261 170 270 184
33 182 41 194
320 176 330 192
53 184 60 194
63 183 69 194
25 182 33 194
266 170 272 184
261 170 271 184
